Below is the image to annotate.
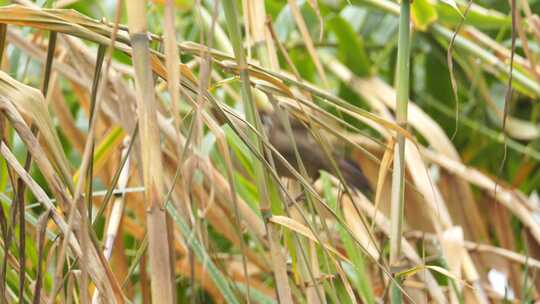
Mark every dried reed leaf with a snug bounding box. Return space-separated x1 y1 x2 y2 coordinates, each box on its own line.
441 226 465 301
342 199 380 260
0 142 124 303
0 5 115 46
397 264 474 289
269 215 349 262
333 188 448 303
126 1 176 302
0 71 71 184
372 138 394 230
423 148 540 244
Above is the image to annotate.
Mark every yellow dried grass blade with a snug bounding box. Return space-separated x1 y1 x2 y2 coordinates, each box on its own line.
269 215 350 262
0 70 71 186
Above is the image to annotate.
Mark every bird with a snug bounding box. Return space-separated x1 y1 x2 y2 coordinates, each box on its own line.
260 109 371 194
211 105 372 194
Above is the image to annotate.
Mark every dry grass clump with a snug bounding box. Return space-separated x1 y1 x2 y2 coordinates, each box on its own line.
0 0 539 303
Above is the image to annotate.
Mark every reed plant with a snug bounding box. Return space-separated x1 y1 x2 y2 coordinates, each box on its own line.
0 0 538 303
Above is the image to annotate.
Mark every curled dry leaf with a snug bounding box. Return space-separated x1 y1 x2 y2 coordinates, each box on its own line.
0 70 71 182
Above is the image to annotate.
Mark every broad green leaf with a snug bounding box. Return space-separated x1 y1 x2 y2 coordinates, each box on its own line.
412 0 438 31
224 125 254 177
327 15 372 77
435 2 510 29
439 0 462 17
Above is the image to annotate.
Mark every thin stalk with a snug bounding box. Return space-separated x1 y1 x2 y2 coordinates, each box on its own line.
20 30 56 304
390 0 411 302
222 1 294 303
126 1 176 303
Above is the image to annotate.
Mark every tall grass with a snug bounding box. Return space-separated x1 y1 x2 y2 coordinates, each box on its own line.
389 0 411 302
0 0 539 303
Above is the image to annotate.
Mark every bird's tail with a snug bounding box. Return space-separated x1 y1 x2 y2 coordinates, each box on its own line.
338 158 372 195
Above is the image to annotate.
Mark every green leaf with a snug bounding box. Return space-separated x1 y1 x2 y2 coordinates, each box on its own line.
435 2 510 29
166 203 241 304
439 0 462 17
321 173 375 304
327 15 371 77
224 125 254 176
412 0 438 31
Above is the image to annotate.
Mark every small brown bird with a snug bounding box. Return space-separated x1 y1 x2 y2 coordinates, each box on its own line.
261 110 371 193
212 106 371 193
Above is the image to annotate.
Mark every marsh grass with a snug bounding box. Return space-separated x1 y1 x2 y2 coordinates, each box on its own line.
0 0 539 303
